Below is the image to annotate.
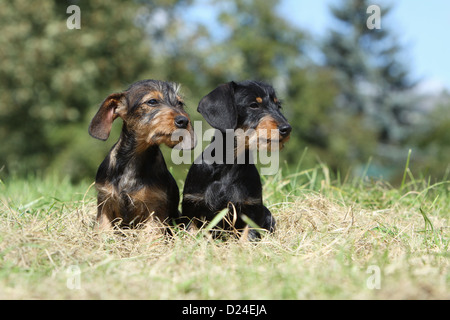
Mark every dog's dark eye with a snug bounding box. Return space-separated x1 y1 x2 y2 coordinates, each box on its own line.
177 101 185 108
146 99 158 105
249 103 259 109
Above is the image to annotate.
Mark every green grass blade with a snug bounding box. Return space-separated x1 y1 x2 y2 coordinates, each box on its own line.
204 208 228 232
401 149 412 191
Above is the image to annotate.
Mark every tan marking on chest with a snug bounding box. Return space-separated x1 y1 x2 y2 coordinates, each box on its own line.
96 182 170 226
129 186 169 222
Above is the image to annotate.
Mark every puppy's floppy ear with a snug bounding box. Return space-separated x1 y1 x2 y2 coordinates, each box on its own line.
89 92 126 141
198 81 238 132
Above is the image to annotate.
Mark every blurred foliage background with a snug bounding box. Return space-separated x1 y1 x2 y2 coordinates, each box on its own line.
0 0 449 185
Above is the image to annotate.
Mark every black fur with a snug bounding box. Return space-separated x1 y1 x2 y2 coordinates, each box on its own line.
182 81 291 240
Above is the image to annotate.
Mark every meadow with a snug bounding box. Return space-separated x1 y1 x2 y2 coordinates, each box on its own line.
0 161 448 300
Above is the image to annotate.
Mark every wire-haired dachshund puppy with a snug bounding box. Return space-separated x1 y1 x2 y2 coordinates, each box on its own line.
182 81 291 239
89 79 196 230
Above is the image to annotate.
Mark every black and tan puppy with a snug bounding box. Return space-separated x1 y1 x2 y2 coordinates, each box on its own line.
89 80 196 230
182 81 291 239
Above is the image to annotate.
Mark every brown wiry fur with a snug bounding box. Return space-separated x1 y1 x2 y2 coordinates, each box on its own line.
89 80 195 230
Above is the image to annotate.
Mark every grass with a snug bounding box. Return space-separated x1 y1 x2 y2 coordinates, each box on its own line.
0 163 449 300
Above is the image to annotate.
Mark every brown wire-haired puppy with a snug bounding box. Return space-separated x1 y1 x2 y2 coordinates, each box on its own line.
89 80 196 230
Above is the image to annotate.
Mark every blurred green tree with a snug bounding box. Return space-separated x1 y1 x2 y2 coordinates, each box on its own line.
0 0 188 181
208 0 306 81
322 0 420 177
409 94 450 180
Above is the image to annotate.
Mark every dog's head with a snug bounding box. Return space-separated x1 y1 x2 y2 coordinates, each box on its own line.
89 80 196 151
198 80 291 150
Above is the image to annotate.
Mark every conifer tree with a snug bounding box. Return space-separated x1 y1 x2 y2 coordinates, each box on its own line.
323 0 416 145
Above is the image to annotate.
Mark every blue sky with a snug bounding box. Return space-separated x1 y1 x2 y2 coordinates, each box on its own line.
277 0 450 93
186 0 450 93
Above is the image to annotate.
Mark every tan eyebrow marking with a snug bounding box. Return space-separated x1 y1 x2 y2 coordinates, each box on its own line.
141 91 164 104
256 97 263 103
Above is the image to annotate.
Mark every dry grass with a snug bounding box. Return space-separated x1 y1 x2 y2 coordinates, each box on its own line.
0 173 448 299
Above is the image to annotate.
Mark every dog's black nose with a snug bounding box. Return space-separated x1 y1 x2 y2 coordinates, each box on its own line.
278 124 292 137
175 115 189 129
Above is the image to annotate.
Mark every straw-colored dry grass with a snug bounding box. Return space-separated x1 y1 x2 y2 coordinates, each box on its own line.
0 172 448 299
